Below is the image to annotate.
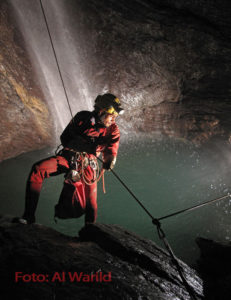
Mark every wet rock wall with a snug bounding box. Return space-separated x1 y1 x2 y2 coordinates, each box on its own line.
1 0 231 161
70 0 231 143
0 0 54 162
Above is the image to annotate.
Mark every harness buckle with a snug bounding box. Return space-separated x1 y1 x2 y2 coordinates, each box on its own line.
66 169 81 182
89 159 97 170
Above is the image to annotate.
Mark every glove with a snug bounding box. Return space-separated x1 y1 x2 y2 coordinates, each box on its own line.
102 155 116 171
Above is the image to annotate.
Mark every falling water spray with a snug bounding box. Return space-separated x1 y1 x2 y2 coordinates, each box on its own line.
9 0 94 138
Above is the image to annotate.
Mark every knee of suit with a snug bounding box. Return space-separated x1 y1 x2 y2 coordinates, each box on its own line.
29 158 58 183
29 165 47 184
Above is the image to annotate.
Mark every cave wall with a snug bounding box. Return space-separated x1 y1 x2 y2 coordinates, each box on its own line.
0 0 54 162
63 0 231 143
1 0 231 162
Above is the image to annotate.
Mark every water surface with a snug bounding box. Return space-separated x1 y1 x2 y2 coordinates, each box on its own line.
1 138 230 265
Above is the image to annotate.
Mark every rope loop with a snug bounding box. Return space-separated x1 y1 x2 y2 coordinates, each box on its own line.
156 225 166 240
80 153 105 186
152 218 161 228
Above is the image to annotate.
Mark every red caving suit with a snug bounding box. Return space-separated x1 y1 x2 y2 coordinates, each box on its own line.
23 111 120 224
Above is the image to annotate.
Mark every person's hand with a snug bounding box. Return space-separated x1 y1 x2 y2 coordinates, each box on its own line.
102 155 116 171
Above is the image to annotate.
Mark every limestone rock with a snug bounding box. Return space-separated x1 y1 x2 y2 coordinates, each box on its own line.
1 0 231 163
196 237 231 300
62 0 231 144
0 215 203 299
0 0 54 162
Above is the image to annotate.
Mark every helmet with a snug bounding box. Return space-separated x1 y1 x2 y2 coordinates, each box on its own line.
94 93 124 116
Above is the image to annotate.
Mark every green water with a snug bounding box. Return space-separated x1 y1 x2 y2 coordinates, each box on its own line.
1 138 231 265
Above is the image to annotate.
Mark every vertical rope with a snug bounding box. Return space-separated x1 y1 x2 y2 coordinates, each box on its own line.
39 1 199 297
39 0 74 119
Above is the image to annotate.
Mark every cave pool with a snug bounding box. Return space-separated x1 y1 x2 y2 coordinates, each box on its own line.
0 137 230 266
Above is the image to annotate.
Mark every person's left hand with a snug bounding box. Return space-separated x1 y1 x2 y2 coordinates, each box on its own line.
102 155 116 171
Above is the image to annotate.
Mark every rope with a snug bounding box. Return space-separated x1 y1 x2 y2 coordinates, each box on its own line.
39 0 74 119
40 0 107 193
107 164 198 299
96 158 231 300
109 164 158 222
81 154 97 185
80 153 105 186
156 225 198 300
102 170 106 193
39 2 217 297
157 193 231 221
39 0 108 200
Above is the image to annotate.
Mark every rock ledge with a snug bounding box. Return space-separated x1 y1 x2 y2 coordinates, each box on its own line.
0 215 203 300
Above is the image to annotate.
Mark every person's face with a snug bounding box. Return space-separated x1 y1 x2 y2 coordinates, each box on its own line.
102 113 117 127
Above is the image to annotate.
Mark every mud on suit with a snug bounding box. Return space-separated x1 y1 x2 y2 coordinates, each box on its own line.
23 110 120 224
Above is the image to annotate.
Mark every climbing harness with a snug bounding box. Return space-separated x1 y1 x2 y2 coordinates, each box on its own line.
40 0 106 190
62 150 102 185
39 1 227 298
80 153 100 185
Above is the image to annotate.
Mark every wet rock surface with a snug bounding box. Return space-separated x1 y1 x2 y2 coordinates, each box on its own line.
63 0 231 144
0 215 203 300
1 0 231 162
0 0 54 162
196 237 231 300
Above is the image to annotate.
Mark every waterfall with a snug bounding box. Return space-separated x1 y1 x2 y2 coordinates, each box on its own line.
9 0 94 135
